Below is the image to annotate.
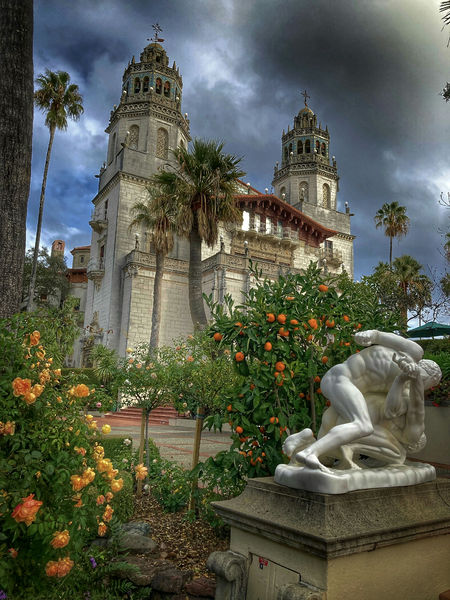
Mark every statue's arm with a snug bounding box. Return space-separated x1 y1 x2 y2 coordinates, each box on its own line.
355 330 423 363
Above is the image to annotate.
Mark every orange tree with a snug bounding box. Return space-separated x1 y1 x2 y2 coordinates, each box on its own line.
206 263 400 478
0 317 130 597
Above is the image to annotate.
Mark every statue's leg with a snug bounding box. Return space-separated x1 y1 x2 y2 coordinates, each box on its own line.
283 429 316 460
295 375 373 471
351 425 406 465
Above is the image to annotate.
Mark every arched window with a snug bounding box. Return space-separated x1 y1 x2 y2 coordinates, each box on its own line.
129 125 139 150
108 132 116 164
179 138 185 149
134 78 141 93
315 140 320 153
297 140 303 154
280 186 286 200
125 81 129 96
321 142 326 156
322 184 331 209
289 143 293 155
284 147 288 161
299 182 308 202
156 128 169 159
305 139 311 153
164 81 171 97
143 76 149 92
155 78 162 94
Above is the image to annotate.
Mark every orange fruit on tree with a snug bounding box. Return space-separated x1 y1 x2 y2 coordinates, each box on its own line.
235 352 245 362
213 332 223 341
235 426 243 434
314 376 321 383
344 342 351 346
278 327 289 337
322 356 329 364
343 315 350 322
307 334 313 342
308 318 318 330
286 296 295 301
275 361 286 372
266 313 276 323
227 404 232 412
239 436 248 442
290 319 299 325
250 383 255 390
257 456 263 463
277 314 287 324
269 416 279 424
264 342 272 351
317 388 322 394
356 323 362 329
325 320 335 328
318 284 329 292
299 392 305 398
234 322 242 327
252 440 259 447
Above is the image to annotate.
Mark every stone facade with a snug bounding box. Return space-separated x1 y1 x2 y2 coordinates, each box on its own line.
82 42 355 363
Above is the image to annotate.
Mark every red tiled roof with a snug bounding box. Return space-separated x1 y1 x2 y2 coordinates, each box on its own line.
233 193 336 247
70 245 91 254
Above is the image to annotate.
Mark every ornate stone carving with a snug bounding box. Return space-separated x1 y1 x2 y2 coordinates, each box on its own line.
206 551 247 600
156 127 169 159
275 331 442 493
278 584 323 600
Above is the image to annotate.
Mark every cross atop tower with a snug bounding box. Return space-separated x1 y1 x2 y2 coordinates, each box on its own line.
301 89 310 107
148 23 164 44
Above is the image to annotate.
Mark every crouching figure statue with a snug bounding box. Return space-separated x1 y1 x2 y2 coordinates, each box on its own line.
274 330 442 493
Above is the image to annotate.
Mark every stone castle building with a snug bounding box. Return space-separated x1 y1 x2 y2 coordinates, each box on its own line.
82 39 354 362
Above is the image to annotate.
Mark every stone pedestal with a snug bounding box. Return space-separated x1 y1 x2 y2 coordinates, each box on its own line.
208 477 450 600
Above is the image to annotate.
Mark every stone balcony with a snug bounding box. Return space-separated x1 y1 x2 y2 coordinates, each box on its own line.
318 247 343 266
87 258 105 284
89 210 108 234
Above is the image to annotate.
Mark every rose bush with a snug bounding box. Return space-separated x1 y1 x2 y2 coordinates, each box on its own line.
0 319 126 597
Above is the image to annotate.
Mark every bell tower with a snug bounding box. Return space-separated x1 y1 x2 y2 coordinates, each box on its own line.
272 91 354 276
84 26 191 356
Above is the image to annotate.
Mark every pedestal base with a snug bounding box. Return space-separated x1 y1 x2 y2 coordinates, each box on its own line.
274 460 435 494
210 478 450 600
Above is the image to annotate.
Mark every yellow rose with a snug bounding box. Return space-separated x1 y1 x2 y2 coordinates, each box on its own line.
110 478 124 493
101 424 111 435
98 522 107 537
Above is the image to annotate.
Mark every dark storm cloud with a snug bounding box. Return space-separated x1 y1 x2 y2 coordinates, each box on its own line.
30 0 449 302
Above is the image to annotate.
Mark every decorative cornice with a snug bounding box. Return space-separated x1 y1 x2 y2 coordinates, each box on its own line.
273 161 338 183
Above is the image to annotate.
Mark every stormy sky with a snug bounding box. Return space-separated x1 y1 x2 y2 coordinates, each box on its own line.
31 0 449 298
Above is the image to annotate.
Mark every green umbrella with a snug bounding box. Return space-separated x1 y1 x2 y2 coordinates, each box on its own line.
407 321 450 338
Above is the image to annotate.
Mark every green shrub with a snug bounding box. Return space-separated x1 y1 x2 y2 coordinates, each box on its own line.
111 470 134 522
417 338 450 354
100 435 133 465
424 352 450 379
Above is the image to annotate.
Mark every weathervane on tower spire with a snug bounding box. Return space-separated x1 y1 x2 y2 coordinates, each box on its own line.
148 23 164 44
301 89 310 107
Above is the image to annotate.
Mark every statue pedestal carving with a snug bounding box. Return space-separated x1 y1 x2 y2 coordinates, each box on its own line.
209 477 450 600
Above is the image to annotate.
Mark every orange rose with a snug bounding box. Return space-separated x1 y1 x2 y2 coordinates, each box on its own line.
45 556 74 578
103 504 114 523
50 529 70 549
73 384 90 398
110 478 123 493
23 391 36 405
98 522 107 537
82 467 95 484
39 369 51 384
135 463 148 481
96 458 113 473
74 446 86 456
0 421 15 436
105 492 113 502
103 468 118 481
32 384 44 398
96 495 105 506
9 548 18 558
29 330 41 346
11 493 43 526
70 475 86 492
12 377 32 397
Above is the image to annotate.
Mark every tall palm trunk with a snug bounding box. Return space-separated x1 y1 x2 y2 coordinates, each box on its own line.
27 124 56 311
189 225 208 328
389 235 393 268
150 250 165 348
0 0 33 317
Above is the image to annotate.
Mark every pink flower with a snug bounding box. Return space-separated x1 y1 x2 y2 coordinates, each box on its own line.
96 402 102 408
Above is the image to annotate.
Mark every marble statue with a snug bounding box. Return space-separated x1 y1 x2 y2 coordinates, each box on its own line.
275 330 442 493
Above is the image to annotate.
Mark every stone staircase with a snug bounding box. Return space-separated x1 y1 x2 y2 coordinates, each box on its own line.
103 405 183 426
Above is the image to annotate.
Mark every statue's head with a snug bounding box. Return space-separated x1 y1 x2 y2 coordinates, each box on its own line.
418 359 442 390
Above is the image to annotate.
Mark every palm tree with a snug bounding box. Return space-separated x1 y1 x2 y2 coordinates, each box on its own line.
130 190 180 348
150 138 245 328
374 201 410 267
392 255 432 330
27 70 83 310
0 0 33 317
